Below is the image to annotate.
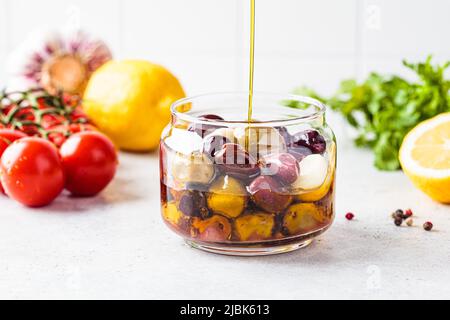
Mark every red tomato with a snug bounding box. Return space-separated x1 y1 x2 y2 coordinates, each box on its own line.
47 123 97 148
15 106 35 121
41 113 66 129
0 129 28 153
0 130 28 194
0 137 65 207
60 131 117 196
68 107 90 123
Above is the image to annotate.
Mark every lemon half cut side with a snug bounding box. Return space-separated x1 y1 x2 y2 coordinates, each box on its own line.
399 112 450 203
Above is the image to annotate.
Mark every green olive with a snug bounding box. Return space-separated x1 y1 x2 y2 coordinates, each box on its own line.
283 203 326 235
207 175 247 218
171 151 214 184
162 202 183 226
235 213 275 241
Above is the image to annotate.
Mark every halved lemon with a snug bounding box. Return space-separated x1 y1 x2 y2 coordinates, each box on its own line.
399 113 450 203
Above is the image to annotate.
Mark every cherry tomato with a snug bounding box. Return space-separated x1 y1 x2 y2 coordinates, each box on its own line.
47 123 97 148
0 137 65 207
60 131 117 196
68 107 90 123
15 106 35 121
0 129 28 194
0 129 28 153
41 113 66 129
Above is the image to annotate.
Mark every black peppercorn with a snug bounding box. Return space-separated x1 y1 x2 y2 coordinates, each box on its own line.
392 209 404 220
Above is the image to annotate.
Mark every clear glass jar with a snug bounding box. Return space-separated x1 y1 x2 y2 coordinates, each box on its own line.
160 92 336 256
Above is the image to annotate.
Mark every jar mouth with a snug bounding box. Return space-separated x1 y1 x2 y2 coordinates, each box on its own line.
170 91 326 128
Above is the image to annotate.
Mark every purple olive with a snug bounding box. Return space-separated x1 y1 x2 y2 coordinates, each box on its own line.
188 114 224 137
248 176 293 213
290 130 326 154
178 193 195 216
276 126 291 145
287 145 313 161
160 182 169 202
178 190 210 218
214 143 260 180
202 134 231 159
199 114 224 121
187 124 216 138
261 153 299 185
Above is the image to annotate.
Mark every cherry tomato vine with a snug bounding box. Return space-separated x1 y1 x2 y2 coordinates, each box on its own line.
0 88 93 147
0 88 117 206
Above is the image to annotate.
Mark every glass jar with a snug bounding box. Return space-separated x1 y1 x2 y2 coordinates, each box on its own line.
160 92 336 256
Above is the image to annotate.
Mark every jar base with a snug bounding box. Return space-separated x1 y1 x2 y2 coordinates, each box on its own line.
185 238 313 256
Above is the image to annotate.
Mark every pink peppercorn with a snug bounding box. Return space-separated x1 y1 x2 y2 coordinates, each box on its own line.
423 221 433 231
404 209 413 218
345 212 354 220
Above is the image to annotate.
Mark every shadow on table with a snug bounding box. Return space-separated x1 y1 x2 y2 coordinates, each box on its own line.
35 176 143 214
191 224 382 266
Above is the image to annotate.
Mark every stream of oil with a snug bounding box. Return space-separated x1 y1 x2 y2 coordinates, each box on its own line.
245 0 256 151
247 0 256 122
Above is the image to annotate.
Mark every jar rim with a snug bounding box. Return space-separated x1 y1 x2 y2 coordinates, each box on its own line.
170 91 327 127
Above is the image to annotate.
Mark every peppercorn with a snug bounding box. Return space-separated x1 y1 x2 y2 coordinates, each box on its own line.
403 209 413 219
423 221 433 231
391 209 403 220
394 217 403 226
405 218 413 227
345 212 354 220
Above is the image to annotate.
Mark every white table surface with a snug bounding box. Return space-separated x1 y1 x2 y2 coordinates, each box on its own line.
0 134 449 300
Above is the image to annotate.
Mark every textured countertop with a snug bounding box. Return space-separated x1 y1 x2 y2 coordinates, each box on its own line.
0 132 449 300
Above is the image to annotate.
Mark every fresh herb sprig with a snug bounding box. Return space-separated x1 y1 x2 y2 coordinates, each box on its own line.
287 56 450 170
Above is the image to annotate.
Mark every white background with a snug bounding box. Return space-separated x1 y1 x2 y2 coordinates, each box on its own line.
1 0 449 95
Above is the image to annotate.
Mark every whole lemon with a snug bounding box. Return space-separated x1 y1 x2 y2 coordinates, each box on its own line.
83 60 185 151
